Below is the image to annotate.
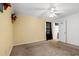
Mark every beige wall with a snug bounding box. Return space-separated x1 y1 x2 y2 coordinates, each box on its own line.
14 16 46 45
0 7 46 55
0 7 13 55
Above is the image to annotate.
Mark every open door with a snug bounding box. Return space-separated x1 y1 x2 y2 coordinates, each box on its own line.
46 22 53 40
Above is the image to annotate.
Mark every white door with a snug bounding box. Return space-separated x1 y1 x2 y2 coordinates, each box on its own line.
59 20 67 43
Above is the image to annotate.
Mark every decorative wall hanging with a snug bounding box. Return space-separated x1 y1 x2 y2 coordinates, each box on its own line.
3 3 11 10
0 3 3 13
11 13 17 23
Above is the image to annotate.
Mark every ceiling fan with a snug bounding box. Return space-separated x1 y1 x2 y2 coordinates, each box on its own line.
24 3 64 19
30 3 63 19
37 3 64 19
48 3 63 13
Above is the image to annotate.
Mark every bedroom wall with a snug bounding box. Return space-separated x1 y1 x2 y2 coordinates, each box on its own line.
57 12 79 46
14 16 46 45
0 7 13 55
67 13 79 46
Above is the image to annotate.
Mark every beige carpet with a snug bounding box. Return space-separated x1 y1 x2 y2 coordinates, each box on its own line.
10 40 79 56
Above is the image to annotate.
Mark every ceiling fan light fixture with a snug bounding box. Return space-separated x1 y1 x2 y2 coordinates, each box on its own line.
49 14 54 17
50 8 55 13
49 12 57 18
50 10 54 12
51 8 54 11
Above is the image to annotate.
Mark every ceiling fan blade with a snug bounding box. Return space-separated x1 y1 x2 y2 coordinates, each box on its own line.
54 11 64 13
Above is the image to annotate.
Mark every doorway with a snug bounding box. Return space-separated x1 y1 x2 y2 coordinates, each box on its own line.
46 22 53 40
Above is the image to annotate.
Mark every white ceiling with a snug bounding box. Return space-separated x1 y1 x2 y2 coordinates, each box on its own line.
11 3 79 19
